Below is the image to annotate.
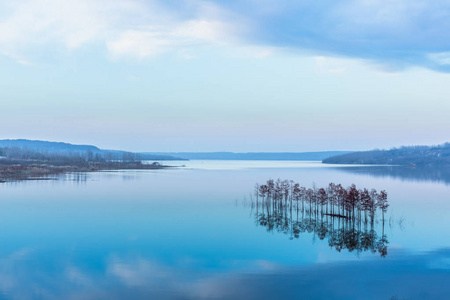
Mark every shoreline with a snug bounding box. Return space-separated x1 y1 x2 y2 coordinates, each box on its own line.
0 161 173 182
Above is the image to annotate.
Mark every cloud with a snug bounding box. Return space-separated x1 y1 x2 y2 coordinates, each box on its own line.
207 0 450 71
314 56 348 74
0 0 114 59
0 0 243 63
2 0 450 71
428 52 450 65
107 19 235 59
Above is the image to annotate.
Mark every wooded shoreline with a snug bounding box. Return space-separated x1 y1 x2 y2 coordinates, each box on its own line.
0 160 171 182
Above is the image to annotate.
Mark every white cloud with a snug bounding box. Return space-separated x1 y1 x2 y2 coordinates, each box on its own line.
107 19 235 59
107 29 172 59
3 0 449 71
0 0 115 59
0 0 243 63
428 52 450 65
314 56 347 74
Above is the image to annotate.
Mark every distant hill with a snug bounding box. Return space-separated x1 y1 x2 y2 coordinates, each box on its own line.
0 140 350 162
323 143 450 166
0 139 182 161
143 151 351 161
0 139 100 153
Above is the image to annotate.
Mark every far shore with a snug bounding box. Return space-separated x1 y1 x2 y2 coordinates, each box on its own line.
0 161 172 182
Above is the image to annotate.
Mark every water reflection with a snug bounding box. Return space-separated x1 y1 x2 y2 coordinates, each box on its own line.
4 247 449 300
1 162 449 299
334 165 450 185
251 180 389 257
253 206 389 257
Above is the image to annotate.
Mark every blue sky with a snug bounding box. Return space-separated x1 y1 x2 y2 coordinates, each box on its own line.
1 0 450 152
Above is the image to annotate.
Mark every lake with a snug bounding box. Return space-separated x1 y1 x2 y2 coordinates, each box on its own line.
0 160 449 300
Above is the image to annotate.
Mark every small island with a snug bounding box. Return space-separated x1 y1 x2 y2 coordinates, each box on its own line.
252 179 390 257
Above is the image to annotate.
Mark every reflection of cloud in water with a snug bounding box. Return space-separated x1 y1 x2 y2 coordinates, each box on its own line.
65 266 93 287
0 249 448 299
107 257 172 287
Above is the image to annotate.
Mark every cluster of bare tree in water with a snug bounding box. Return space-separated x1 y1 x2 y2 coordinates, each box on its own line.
252 179 389 257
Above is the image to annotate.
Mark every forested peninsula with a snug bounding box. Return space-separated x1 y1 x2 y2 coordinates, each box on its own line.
323 143 450 166
0 139 181 182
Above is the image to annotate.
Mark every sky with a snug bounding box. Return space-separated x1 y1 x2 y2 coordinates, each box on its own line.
1 0 450 152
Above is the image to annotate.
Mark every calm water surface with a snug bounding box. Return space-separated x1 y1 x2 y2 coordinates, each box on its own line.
0 160 449 299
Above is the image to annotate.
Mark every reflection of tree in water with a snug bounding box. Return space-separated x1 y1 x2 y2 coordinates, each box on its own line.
335 165 450 186
252 179 389 257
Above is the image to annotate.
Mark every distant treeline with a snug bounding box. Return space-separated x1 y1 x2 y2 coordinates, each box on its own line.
0 145 171 181
0 147 103 166
323 143 450 166
0 139 183 162
0 147 156 169
0 140 182 181
143 151 351 161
